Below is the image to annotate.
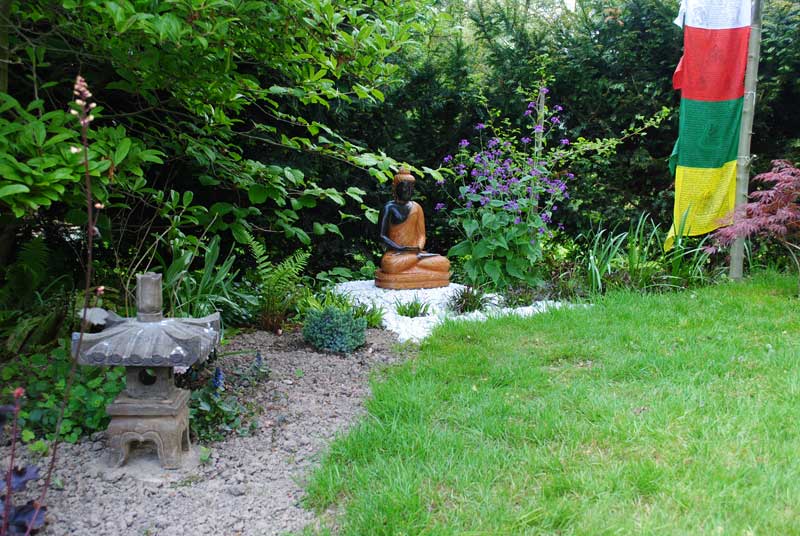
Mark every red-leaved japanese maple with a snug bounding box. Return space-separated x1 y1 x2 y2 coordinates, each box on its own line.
713 160 800 284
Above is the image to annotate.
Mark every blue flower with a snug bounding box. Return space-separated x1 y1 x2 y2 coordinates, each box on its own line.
212 367 225 393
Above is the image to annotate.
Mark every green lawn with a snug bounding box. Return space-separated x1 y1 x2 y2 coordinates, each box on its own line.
305 273 800 535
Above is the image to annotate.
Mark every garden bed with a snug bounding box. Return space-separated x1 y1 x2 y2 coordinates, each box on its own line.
1 328 402 535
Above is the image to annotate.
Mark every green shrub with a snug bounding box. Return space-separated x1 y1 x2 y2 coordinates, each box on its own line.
303 306 367 354
448 286 491 314
298 290 384 328
189 366 256 442
353 302 385 329
244 231 310 332
394 297 430 318
1 342 125 442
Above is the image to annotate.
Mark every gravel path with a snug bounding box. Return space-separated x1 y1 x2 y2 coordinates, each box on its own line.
1 328 402 535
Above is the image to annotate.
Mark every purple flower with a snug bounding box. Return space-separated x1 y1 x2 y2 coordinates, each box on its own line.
487 138 499 148
212 367 225 392
513 217 521 225
534 125 544 133
480 196 489 206
554 105 563 112
436 179 445 186
434 202 446 211
550 117 561 125
567 172 575 179
466 201 473 208
521 136 531 144
475 123 486 130
456 164 467 175
540 87 549 94
459 139 469 148
524 109 533 117
443 154 453 163
527 101 536 109
560 138 570 146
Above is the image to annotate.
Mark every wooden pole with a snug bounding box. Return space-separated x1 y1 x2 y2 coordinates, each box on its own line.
729 0 763 280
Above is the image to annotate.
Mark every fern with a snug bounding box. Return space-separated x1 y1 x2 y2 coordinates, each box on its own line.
244 231 309 332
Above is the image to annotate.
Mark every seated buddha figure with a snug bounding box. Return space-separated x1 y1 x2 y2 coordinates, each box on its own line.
374 168 450 289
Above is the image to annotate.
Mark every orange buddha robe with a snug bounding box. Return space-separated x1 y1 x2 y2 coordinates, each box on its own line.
381 202 450 275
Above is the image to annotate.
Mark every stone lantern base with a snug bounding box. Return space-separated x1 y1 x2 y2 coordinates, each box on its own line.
106 387 191 470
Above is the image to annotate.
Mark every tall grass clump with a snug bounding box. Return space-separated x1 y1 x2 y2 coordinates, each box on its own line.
580 212 720 294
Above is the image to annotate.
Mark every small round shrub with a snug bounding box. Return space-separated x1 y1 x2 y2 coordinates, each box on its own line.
302 306 367 354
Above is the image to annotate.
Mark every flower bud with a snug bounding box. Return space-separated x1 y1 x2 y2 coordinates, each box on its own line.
70 146 82 154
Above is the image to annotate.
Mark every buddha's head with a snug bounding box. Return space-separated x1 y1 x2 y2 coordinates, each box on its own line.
393 168 415 203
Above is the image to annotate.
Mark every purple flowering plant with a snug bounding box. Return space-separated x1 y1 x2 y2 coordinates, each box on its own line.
438 87 572 287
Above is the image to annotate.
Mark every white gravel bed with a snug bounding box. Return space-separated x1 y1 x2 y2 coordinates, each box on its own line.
333 280 566 343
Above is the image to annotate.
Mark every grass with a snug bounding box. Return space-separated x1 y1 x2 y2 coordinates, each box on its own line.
304 272 800 535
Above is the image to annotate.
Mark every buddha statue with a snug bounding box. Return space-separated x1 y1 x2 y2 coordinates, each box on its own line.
374 168 450 289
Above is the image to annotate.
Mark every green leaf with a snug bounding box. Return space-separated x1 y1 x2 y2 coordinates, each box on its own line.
32 121 46 146
485 260 502 283
230 222 250 243
506 258 527 280
448 240 472 258
113 138 132 165
0 184 30 198
248 184 269 204
462 220 479 238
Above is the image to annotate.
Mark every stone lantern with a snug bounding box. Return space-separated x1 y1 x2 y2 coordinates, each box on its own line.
73 273 220 469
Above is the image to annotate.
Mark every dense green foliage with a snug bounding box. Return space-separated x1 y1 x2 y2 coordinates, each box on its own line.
298 290 385 328
303 306 366 354
245 230 310 331
306 273 800 534
1 344 124 443
1 0 798 445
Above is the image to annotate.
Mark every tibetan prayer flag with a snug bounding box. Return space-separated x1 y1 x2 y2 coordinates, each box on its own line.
666 0 752 249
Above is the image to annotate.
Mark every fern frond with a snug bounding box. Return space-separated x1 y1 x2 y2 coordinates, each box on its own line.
243 230 310 331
